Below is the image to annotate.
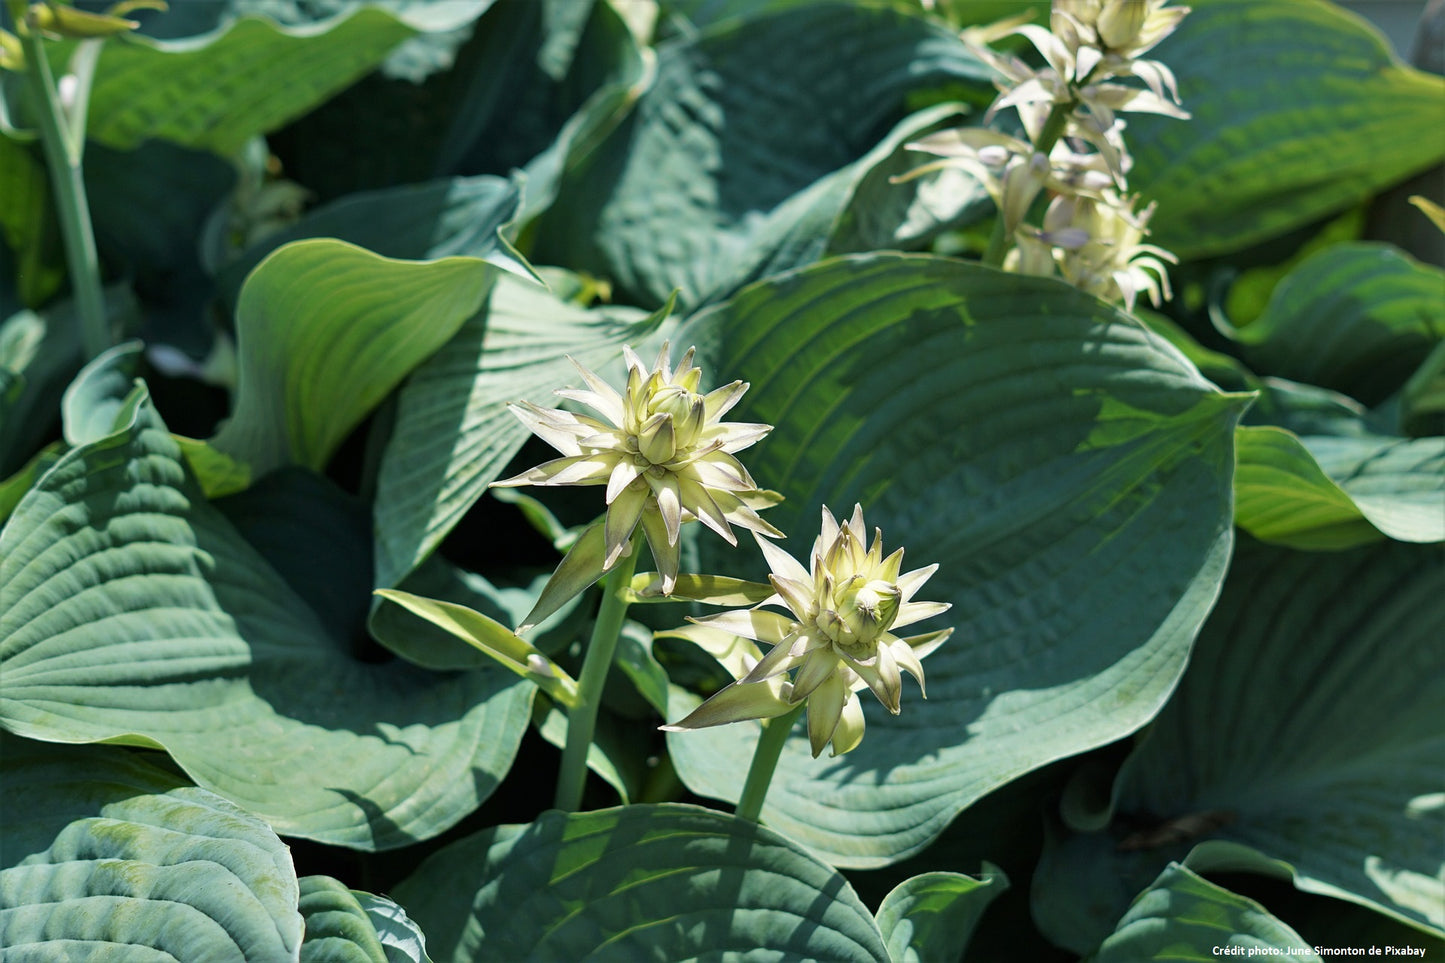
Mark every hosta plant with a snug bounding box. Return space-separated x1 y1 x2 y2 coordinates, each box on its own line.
1 0 1442 960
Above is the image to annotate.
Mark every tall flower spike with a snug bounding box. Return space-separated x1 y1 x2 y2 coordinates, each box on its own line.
490 343 782 593
663 505 952 758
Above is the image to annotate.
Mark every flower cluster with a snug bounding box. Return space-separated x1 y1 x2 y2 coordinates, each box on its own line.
494 345 953 761
490 343 781 594
901 0 1190 309
663 505 951 758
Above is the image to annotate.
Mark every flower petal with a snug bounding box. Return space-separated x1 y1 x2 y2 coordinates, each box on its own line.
713 491 784 538
690 608 797 646
897 563 940 602
604 481 647 566
791 647 839 703
902 627 954 662
829 694 866 757
768 574 816 624
566 356 627 425
704 421 772 454
491 452 617 489
676 474 736 544
755 532 811 586
685 452 758 492
639 508 680 595
505 402 590 456
606 458 645 504
889 636 928 698
737 629 812 684
701 380 748 421
805 673 849 758
645 471 683 545
892 599 950 630
661 679 794 731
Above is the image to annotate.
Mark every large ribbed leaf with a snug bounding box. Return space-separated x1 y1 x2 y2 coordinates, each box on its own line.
1234 427 1445 549
391 803 891 962
298 876 433 963
218 174 532 303
1086 865 1320 962
211 239 498 480
0 735 303 962
371 274 661 589
1033 538 1445 952
79 9 419 155
665 254 1248 867
875 869 1007 963
0 386 533 850
531 1 990 309
1225 243 1445 407
1129 0 1445 259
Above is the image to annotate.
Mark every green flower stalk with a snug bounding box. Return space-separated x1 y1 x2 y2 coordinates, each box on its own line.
491 343 781 594
664 504 952 759
490 342 779 812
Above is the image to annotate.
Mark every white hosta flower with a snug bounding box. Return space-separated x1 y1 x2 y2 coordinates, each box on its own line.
490 343 781 593
1038 192 1177 309
898 130 1117 227
971 2 1189 132
663 505 952 758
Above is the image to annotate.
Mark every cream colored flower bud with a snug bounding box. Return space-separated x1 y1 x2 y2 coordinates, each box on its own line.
1097 0 1149 50
664 505 952 757
832 577 902 647
647 383 707 451
490 343 781 593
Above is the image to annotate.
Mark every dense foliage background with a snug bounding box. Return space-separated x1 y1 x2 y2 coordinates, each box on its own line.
1 0 1441 960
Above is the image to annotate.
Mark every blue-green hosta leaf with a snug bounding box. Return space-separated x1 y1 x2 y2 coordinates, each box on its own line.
875 868 1008 963
1128 0 1445 259
0 734 303 961
665 254 1249 867
0 388 534 850
1033 538 1445 952
1224 243 1445 407
77 9 418 155
1086 864 1320 962
1299 434 1444 543
224 0 490 83
219 174 533 304
60 341 145 446
391 803 891 962
1233 427 1445 549
351 891 432 963
211 239 498 480
371 274 662 589
299 875 434 963
431 0 647 226
56 328 250 500
531 1 990 309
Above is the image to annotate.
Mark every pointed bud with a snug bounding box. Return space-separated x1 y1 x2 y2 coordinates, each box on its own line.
26 2 139 38
637 411 676 464
1098 0 1150 49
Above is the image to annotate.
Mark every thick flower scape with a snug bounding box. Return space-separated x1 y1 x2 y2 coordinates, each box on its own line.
490 343 781 593
664 505 952 758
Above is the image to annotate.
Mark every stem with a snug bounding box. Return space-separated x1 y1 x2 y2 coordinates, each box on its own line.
554 530 642 812
20 27 109 359
1032 100 1073 157
980 99 1076 269
735 702 805 824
